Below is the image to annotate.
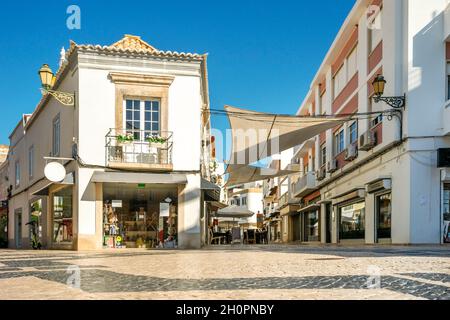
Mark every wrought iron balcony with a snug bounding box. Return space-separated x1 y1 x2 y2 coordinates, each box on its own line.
105 129 173 171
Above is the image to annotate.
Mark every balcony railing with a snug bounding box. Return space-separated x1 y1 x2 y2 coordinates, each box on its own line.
105 129 173 169
292 172 317 198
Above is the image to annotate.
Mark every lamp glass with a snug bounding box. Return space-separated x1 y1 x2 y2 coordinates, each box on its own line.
38 64 54 89
372 75 386 96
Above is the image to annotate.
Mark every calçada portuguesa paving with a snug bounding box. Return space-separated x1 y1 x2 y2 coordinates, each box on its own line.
0 245 449 300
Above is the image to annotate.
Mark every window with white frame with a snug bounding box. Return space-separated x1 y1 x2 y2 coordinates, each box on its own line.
241 196 247 206
334 129 345 155
124 99 160 140
28 146 34 179
319 91 325 113
347 46 358 79
369 9 382 53
15 161 20 187
333 65 346 98
349 122 358 145
321 145 327 166
333 46 358 100
447 62 450 100
52 114 60 157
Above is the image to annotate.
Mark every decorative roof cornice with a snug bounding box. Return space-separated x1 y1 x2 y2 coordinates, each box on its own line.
67 34 205 61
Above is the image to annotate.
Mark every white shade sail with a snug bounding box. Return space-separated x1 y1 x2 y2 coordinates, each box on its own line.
214 205 255 218
225 105 348 166
225 164 299 187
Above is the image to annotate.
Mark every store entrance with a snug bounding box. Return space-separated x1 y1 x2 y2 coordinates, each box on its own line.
443 184 450 244
103 183 178 249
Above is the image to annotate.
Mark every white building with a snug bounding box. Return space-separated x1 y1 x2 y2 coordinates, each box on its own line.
226 182 264 226
285 0 450 245
7 35 217 250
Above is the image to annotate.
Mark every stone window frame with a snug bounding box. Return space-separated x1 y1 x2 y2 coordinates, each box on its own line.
109 72 175 132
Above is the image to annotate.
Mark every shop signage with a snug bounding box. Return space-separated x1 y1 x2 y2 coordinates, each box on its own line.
441 168 450 182
111 200 122 208
367 179 391 194
257 214 264 228
137 183 146 189
160 202 170 217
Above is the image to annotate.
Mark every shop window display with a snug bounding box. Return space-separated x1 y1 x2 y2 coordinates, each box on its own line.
377 193 392 239
52 187 73 244
103 185 178 249
339 202 365 240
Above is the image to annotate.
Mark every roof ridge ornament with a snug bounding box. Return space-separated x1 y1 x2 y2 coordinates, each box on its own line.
109 34 157 52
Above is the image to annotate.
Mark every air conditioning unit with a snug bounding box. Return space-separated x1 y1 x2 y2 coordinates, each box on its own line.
344 143 358 161
316 165 327 181
327 159 338 173
359 131 376 151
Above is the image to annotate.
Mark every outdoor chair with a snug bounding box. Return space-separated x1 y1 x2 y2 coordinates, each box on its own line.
247 229 256 244
209 229 224 245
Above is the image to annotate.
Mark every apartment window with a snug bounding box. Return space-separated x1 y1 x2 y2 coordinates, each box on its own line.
28 146 34 179
52 114 61 157
347 46 358 79
321 145 327 166
333 65 346 98
235 198 241 206
447 62 450 100
369 9 382 52
371 115 383 128
349 122 358 144
124 99 160 140
334 129 345 155
15 161 20 187
242 197 247 206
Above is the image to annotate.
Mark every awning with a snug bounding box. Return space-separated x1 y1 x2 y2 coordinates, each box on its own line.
90 171 187 184
214 205 255 218
225 164 299 187
297 204 321 213
201 178 221 202
31 172 75 196
208 201 228 209
332 188 366 205
225 105 348 166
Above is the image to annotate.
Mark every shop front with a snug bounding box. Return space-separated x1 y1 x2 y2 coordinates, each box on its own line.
443 183 450 243
0 200 7 248
298 204 320 243
367 179 392 243
333 189 366 243
102 183 178 249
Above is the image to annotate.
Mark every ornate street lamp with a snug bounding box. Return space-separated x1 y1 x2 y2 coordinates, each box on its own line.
372 75 405 109
38 64 75 106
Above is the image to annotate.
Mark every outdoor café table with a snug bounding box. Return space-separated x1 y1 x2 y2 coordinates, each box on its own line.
213 232 227 244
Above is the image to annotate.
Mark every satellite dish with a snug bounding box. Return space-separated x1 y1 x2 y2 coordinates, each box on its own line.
44 162 66 182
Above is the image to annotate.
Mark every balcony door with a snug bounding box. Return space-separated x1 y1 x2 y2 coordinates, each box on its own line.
123 99 160 140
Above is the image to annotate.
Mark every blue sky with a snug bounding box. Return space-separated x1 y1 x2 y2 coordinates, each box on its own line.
0 0 355 155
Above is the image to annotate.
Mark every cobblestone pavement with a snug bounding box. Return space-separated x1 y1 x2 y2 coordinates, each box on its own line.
0 245 449 300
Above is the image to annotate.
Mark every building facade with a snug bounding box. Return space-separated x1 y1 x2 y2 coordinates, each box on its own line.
226 182 264 227
0 145 9 247
285 0 450 245
7 35 216 250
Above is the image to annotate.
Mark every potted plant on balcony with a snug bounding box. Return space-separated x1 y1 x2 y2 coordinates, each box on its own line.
146 134 167 145
117 133 134 146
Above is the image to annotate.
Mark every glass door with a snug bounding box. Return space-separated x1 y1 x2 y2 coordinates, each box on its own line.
443 184 450 244
15 209 22 248
376 193 392 241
